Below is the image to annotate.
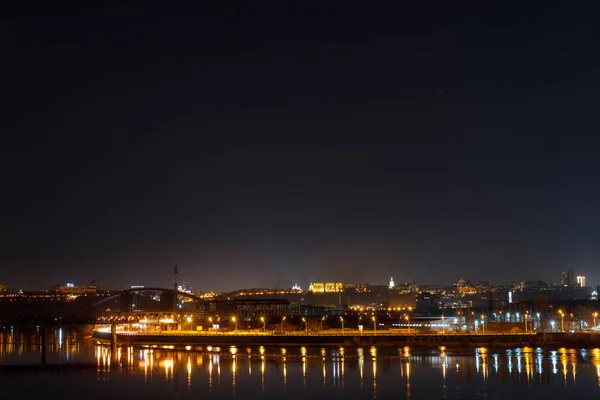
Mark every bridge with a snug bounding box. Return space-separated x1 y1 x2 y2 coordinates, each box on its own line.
0 287 203 326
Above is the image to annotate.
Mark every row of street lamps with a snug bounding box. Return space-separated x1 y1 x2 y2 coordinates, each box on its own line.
186 315 416 333
188 311 600 333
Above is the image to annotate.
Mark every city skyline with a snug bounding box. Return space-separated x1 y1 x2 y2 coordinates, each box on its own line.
1 268 596 293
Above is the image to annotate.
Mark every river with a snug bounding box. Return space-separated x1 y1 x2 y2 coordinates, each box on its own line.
0 327 599 399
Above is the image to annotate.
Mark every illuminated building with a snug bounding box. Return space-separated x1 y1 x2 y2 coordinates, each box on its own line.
309 282 344 293
454 279 476 296
576 275 586 288
55 283 96 294
389 277 395 289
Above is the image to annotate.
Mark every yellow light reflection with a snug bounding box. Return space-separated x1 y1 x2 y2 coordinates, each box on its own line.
208 355 213 388
358 348 364 387
373 358 377 381
561 354 568 385
187 357 192 390
163 358 173 379
302 357 306 378
232 356 236 389
261 357 265 391
370 346 377 359
592 349 600 386
442 360 446 380
406 361 411 398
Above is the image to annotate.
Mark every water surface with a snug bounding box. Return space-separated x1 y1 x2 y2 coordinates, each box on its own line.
1 328 599 399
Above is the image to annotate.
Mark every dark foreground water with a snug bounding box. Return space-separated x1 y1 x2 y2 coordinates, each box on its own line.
1 328 600 399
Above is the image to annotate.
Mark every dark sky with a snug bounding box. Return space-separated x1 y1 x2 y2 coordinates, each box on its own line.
2 2 600 291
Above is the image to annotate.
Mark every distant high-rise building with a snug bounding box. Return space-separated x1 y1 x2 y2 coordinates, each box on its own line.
389 277 395 289
567 269 575 286
576 275 586 288
560 272 569 286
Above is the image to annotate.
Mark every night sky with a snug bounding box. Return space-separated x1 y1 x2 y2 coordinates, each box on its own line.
2 2 600 291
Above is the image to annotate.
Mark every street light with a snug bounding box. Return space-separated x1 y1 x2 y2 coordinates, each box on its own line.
232 316 237 331
302 317 308 334
558 310 564 332
481 315 485 334
260 317 265 332
372 316 377 334
186 316 192 331
281 316 286 332
405 315 410 335
570 313 574 331
594 312 598 329
340 316 344 334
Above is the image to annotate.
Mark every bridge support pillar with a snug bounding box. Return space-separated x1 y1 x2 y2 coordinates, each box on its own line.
110 324 118 366
41 327 48 364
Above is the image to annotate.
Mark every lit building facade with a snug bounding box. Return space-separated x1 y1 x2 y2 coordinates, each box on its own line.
55 283 96 294
309 282 344 293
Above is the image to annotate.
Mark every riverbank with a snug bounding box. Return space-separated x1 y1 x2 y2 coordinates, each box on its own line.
92 330 600 348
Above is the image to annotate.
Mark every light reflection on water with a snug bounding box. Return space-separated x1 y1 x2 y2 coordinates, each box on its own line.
1 328 600 398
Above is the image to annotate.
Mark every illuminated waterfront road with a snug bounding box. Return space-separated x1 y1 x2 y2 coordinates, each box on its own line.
92 329 578 348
